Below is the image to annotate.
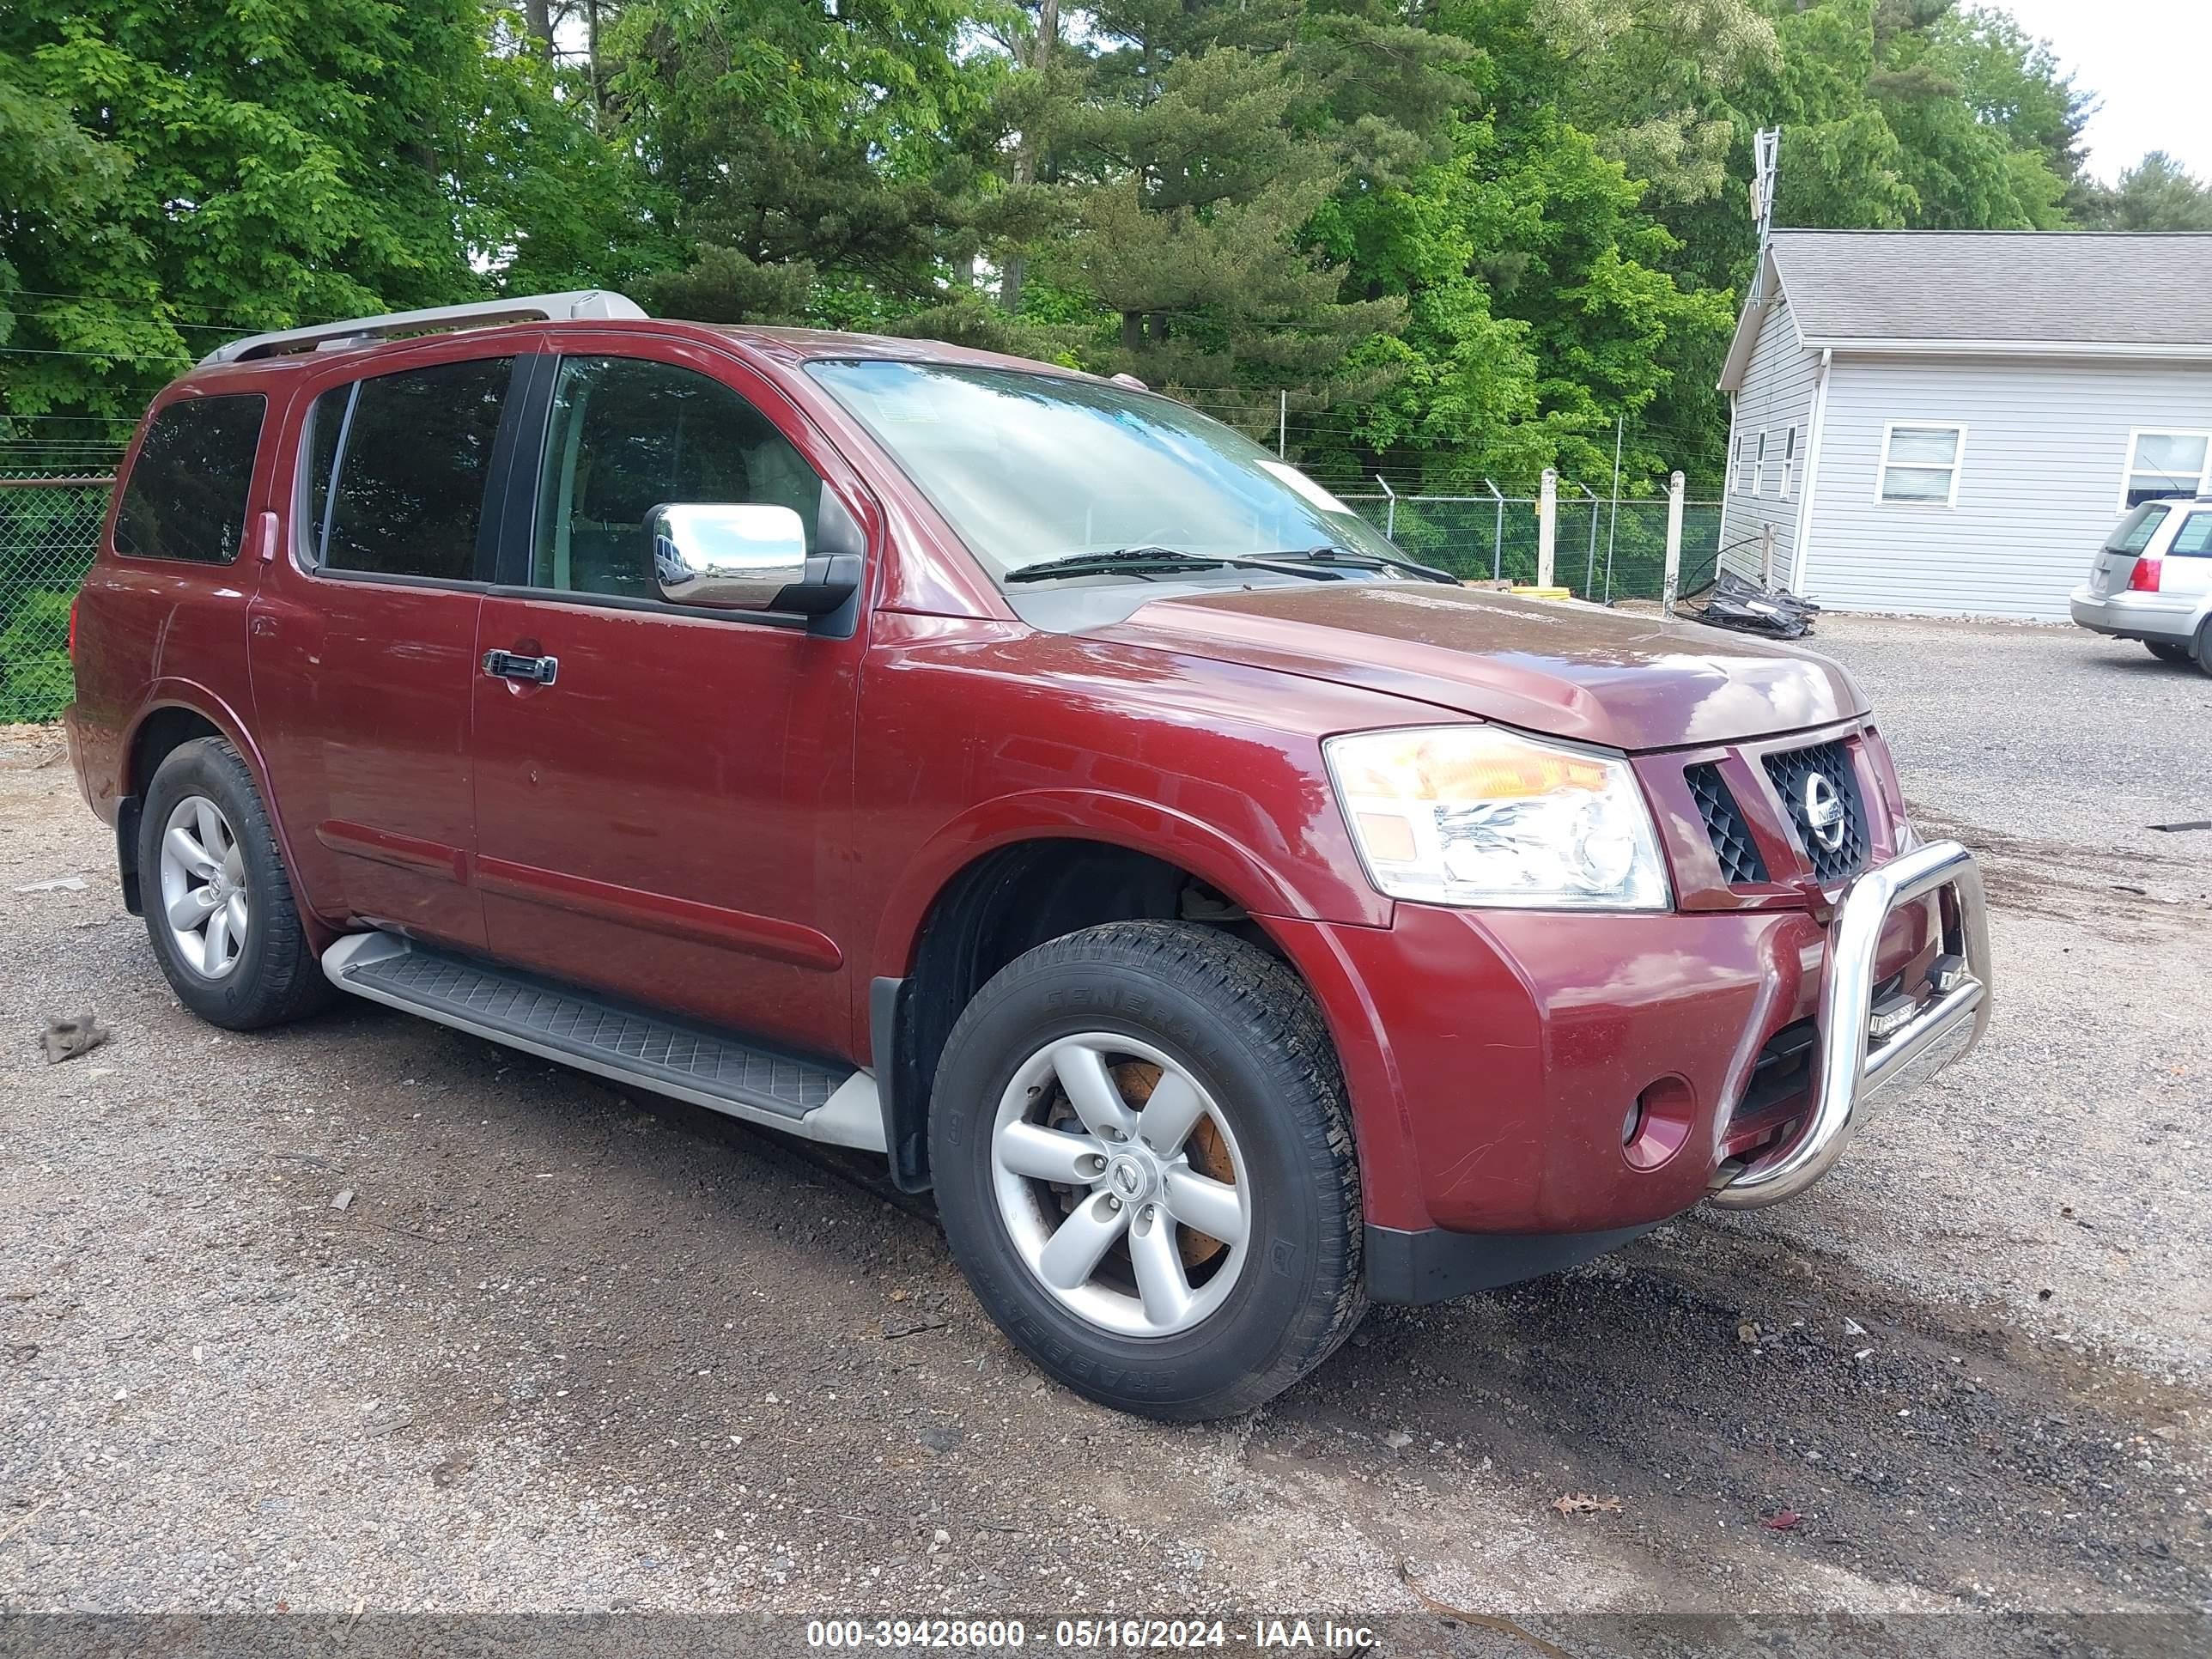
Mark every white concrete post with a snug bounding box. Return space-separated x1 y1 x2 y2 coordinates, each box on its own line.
1662 471 1686 615
1760 521 1776 588
1536 468 1557 588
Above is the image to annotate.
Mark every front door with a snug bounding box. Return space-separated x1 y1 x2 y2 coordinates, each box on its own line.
469 345 864 1056
248 349 527 949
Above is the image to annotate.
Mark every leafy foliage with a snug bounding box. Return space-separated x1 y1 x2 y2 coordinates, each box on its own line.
0 0 2167 495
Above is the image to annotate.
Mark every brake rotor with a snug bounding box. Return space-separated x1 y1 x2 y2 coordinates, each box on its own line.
1114 1059 1232 1268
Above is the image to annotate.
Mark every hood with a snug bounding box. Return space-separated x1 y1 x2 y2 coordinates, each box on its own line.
1094 582 1866 751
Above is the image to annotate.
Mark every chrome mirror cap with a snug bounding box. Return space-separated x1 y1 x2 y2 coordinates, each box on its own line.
649 502 810 610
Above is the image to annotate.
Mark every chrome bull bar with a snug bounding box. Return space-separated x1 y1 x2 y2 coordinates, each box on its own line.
1710 838 1992 1211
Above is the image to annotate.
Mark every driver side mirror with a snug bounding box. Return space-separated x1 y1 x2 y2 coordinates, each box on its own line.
648 496 863 624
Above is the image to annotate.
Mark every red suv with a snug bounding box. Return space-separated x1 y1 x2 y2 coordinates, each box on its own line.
64 293 1993 1419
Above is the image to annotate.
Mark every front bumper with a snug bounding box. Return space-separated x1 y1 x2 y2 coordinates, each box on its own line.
1266 842 1990 1288
2070 585 2196 641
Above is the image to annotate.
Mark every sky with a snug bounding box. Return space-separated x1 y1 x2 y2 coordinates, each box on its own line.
1992 0 2212 183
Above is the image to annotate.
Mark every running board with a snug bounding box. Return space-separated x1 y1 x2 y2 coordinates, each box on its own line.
321 933 885 1153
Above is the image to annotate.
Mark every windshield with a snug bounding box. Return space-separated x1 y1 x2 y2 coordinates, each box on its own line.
805 359 1405 580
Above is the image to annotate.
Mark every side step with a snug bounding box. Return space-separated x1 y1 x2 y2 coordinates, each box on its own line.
321 933 885 1153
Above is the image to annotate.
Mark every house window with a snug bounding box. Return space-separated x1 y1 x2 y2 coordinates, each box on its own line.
1732 433 1756 495
1753 430 1770 495
1780 427 1799 500
2120 430 2212 510
1877 422 1966 507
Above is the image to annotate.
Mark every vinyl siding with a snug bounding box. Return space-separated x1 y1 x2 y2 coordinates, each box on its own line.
1717 296 1821 588
1805 357 2212 620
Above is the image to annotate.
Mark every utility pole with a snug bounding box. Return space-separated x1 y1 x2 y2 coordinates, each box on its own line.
1278 390 1287 459
1747 126 1781 304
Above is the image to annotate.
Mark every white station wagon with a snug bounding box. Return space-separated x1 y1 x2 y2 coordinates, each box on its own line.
2071 497 2212 672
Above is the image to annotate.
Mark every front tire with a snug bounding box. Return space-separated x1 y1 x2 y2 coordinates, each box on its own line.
930 921 1365 1419
139 737 333 1030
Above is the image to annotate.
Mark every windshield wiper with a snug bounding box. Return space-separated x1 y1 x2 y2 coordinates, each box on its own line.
1005 546 1237 583
1252 544 1462 585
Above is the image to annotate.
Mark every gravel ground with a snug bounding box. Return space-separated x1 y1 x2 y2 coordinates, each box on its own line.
2 613 2209 1648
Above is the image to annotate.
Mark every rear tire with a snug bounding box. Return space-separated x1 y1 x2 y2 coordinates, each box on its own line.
930 921 1365 1420
139 737 334 1031
2146 640 2191 665
2194 622 2212 678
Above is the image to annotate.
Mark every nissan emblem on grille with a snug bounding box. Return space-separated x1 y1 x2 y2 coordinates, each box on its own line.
1802 772 1847 851
1762 738 1869 884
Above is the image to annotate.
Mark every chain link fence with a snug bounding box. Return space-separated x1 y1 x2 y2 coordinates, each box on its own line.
0 475 112 723
1340 493 1723 600
0 471 1725 726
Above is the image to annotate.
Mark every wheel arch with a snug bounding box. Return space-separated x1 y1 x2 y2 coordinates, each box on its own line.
119 683 326 946
869 805 1343 1192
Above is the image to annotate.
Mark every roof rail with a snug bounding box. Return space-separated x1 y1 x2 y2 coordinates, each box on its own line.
198 290 647 368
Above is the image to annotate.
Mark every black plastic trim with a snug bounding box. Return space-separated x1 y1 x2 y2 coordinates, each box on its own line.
871 975 932 1192
115 796 143 916
490 353 559 587
476 353 544 586
1364 1220 1661 1304
479 584 815 630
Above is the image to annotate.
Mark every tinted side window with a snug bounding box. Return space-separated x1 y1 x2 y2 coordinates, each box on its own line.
316 357 514 581
531 356 822 598
114 394 266 563
2172 514 2212 557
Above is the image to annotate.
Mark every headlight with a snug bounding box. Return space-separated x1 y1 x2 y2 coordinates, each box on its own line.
1325 725 1671 910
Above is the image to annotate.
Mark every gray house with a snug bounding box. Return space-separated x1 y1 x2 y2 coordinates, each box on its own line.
1717 230 2212 620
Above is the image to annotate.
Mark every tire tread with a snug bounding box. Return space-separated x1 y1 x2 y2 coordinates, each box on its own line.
937 920 1365 1419
143 737 333 1030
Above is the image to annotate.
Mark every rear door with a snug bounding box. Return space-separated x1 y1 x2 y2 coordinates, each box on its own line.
467 339 867 1057
246 347 534 948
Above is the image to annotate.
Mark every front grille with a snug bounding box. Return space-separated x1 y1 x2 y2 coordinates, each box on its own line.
1764 739 1869 884
1686 763 1768 884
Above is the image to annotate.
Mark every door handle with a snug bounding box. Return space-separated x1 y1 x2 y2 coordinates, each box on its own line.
483 648 558 686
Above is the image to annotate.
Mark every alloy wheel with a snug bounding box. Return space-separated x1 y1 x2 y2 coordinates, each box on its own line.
158 794 249 980
989 1033 1251 1338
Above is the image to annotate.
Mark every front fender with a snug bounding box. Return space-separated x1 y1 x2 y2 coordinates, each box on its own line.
869 786 1390 980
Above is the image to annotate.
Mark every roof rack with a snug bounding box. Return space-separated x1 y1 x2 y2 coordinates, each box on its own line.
198 290 647 368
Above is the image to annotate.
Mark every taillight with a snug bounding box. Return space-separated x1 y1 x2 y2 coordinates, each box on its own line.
2129 556 2163 592
67 592 80 662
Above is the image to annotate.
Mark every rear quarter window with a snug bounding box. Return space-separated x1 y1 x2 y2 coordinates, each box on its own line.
112 393 267 563
2171 514 2212 557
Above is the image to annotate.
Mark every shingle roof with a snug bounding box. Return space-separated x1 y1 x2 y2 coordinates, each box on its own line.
1768 228 2212 347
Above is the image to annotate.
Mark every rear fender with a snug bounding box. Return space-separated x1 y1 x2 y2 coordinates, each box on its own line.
122 681 335 952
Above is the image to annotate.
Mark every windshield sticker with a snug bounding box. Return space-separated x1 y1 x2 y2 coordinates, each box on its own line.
1259 460 1353 516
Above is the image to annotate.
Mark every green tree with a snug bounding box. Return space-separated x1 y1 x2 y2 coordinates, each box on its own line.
2079 152 2212 233
1310 4 1735 491
604 0 1002 325
987 0 1474 425
0 2 503 424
